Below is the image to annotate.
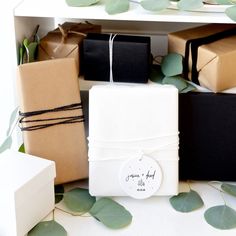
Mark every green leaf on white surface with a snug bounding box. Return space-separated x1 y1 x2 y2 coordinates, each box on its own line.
140 0 170 11
105 0 129 15
221 183 236 197
65 0 100 7
162 76 187 92
27 220 67 236
215 0 232 5
177 0 204 11
169 190 204 212
180 83 196 93
161 53 183 77
150 65 165 83
6 106 19 136
204 205 236 229
89 198 132 229
63 188 96 212
0 136 12 154
18 143 25 153
55 185 65 204
225 5 236 21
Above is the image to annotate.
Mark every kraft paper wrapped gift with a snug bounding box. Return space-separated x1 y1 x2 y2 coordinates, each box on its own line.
168 24 236 92
89 84 179 198
0 150 55 236
17 58 88 184
179 92 236 181
38 22 101 75
83 33 151 83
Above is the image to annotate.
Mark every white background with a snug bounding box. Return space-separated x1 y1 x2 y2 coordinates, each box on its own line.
0 0 19 147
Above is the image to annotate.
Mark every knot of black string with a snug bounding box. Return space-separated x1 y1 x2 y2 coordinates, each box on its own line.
19 103 84 131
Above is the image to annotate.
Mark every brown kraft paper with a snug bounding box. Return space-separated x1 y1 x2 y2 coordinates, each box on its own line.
168 24 236 92
38 22 101 75
17 58 88 184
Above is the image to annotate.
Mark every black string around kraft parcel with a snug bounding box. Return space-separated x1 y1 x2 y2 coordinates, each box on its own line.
183 26 236 85
19 103 85 131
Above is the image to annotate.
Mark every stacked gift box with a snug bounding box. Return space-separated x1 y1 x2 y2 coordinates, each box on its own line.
88 84 179 197
17 58 88 185
38 22 102 75
168 23 236 180
179 92 236 180
8 20 236 234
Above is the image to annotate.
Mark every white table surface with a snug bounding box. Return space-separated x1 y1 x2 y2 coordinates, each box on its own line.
42 180 236 236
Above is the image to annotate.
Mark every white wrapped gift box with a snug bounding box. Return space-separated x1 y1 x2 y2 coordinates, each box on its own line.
89 84 179 199
0 150 56 236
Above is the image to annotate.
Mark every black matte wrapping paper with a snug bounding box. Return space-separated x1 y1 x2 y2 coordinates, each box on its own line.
83 33 151 83
179 92 236 180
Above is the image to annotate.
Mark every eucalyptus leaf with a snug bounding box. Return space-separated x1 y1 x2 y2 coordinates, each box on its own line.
63 188 96 212
18 143 25 153
169 190 204 212
221 183 236 197
105 0 129 15
6 106 19 136
215 0 232 4
19 44 25 65
162 76 187 92
65 0 100 7
140 0 170 11
55 185 65 204
27 220 67 236
150 64 165 83
0 136 12 154
204 205 236 229
225 5 236 21
89 198 132 229
23 38 29 48
27 42 38 63
180 83 196 93
177 0 204 11
161 53 183 77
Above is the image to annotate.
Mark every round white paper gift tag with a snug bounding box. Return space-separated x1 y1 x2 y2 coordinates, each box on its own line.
119 155 162 199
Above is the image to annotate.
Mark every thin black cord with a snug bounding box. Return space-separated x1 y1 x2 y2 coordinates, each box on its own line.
19 103 84 131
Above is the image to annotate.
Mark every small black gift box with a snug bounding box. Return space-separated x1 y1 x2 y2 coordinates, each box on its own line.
179 92 236 180
83 33 151 83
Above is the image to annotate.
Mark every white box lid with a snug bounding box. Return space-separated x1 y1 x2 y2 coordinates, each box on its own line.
0 150 56 206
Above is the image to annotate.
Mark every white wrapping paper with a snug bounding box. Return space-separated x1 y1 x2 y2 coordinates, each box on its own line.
89 84 179 197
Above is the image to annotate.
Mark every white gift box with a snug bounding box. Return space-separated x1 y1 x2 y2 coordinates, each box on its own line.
0 150 56 236
89 84 179 199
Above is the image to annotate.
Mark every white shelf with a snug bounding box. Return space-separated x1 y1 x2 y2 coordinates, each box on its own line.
14 0 235 24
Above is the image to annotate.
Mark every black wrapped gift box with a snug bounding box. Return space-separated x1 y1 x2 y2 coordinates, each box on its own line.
179 92 236 181
83 33 151 83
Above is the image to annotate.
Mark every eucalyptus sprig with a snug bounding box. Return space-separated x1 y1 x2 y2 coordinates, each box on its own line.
28 187 133 235
65 0 236 21
150 52 196 93
204 182 236 229
19 25 40 65
169 181 236 230
0 107 19 154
